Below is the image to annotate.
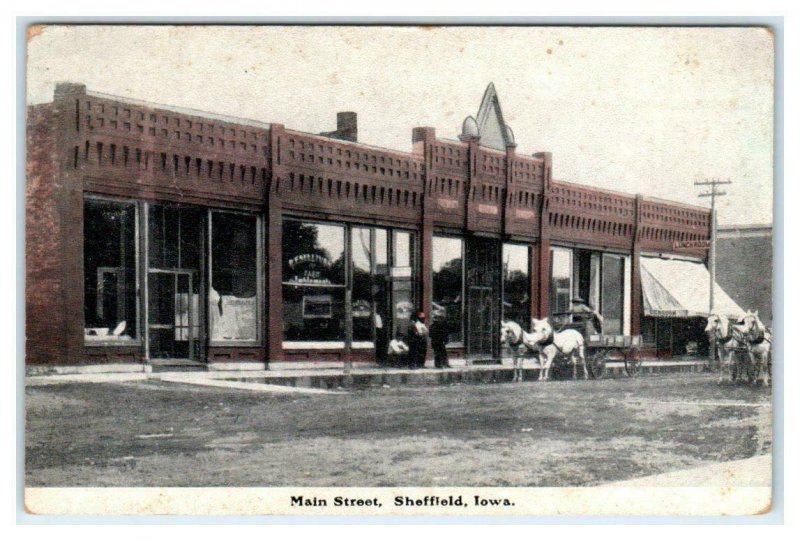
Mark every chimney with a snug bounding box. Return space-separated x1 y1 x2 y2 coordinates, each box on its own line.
336 112 357 142
320 112 357 143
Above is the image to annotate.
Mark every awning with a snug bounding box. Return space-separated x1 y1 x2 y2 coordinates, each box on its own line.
640 256 744 319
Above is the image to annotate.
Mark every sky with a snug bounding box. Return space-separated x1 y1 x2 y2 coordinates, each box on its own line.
26 25 774 225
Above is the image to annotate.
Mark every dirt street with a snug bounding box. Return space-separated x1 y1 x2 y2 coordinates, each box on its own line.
25 372 772 487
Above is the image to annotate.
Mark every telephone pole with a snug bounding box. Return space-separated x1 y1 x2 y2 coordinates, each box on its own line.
695 178 731 313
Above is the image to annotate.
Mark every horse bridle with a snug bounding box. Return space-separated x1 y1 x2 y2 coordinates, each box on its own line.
505 327 524 348
540 329 555 348
742 318 766 345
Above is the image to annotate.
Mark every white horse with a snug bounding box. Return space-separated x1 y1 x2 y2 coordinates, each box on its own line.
500 318 587 381
705 313 752 384
499 320 539 382
738 310 772 386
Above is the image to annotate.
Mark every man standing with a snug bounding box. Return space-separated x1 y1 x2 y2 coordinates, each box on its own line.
429 313 450 368
406 311 429 369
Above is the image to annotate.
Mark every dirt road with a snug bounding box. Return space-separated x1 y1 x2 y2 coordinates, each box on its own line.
25 372 772 487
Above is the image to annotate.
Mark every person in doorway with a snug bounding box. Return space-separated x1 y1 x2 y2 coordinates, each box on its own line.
406 311 429 369
429 312 450 368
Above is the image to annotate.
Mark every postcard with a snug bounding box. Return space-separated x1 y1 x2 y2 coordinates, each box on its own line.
24 24 775 517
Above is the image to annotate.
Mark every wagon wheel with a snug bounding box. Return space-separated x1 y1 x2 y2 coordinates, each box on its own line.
589 350 607 379
625 351 642 377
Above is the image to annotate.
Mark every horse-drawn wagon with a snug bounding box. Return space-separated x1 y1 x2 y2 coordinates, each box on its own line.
549 312 643 379
500 311 643 381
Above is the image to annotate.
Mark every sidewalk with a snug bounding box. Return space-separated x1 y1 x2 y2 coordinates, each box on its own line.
26 357 707 389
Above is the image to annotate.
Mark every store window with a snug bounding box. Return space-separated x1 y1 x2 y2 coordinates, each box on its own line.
392 230 415 338
351 226 373 343
282 220 346 343
282 219 415 348
210 212 259 343
84 198 137 343
549 247 572 317
601 254 625 334
502 243 530 324
573 250 601 311
432 236 463 344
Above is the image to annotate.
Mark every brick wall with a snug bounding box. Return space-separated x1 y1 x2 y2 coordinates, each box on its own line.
25 103 67 364
716 233 773 326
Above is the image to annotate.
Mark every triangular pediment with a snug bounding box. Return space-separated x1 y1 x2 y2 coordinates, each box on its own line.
466 83 515 150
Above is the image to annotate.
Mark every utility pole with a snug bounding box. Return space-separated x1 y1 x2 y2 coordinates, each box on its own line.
695 178 731 313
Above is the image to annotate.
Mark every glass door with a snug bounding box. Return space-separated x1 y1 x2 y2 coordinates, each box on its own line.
466 237 500 362
148 270 200 359
146 204 205 362
467 286 496 361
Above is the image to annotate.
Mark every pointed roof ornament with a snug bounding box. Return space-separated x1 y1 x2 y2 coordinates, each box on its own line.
460 83 516 150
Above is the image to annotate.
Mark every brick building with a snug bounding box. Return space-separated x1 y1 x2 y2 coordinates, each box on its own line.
716 224 773 327
25 82 743 372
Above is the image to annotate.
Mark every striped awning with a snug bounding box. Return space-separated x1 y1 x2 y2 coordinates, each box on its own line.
640 256 744 319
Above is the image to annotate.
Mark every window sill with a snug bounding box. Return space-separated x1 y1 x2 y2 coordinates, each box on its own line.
282 341 375 350
283 341 346 350
84 339 141 347
209 341 263 348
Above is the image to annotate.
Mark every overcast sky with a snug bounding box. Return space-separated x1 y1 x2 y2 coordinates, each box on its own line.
27 25 774 225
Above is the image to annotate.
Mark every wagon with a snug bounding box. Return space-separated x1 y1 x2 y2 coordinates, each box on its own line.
551 312 643 379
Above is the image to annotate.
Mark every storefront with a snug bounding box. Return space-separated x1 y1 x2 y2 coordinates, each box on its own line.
547 245 631 333
282 218 416 362
639 256 744 357
83 196 263 367
26 82 718 371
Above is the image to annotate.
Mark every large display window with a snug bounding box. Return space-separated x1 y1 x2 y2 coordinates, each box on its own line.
549 247 573 316
432 236 464 345
84 197 138 344
282 221 347 344
550 246 629 334
601 254 625 334
282 219 415 348
209 211 261 344
502 243 531 325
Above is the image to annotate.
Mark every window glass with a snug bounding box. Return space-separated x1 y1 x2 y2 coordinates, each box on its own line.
351 227 373 342
282 287 346 341
549 247 572 317
84 199 137 342
210 212 258 342
642 316 656 346
375 228 388 274
282 220 346 342
148 205 204 269
391 230 415 337
373 228 390 360
394 231 412 269
282 221 345 285
601 254 624 334
502 243 530 324
432 236 463 344
572 250 601 311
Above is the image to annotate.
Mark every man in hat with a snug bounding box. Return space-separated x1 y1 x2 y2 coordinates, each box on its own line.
572 297 603 335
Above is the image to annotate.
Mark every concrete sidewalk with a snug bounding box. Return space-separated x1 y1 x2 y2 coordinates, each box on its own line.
26 358 707 390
